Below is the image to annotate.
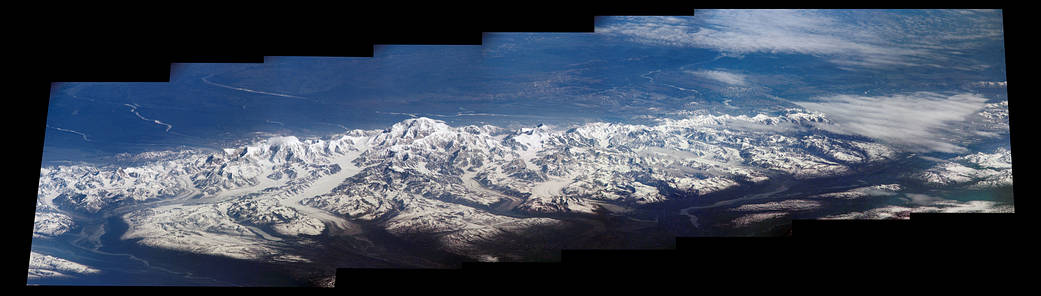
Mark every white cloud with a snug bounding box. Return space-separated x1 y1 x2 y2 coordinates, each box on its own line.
793 92 990 153
903 193 946 206
687 69 748 86
597 9 1004 69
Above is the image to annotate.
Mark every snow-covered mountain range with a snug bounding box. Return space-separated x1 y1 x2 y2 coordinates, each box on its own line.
33 106 1013 267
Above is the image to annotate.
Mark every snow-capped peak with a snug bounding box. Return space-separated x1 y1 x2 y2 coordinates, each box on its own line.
373 117 454 146
391 117 452 137
267 136 301 146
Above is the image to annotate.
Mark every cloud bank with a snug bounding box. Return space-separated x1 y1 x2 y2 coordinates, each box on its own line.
794 92 990 153
597 10 1004 69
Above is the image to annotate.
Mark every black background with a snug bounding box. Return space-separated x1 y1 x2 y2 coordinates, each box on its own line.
11 3 1029 293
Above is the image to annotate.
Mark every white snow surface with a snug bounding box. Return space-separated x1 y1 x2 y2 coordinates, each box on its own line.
731 199 822 212
812 184 903 199
919 148 1013 188
27 251 101 280
732 212 789 227
33 211 74 238
821 199 1014 220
